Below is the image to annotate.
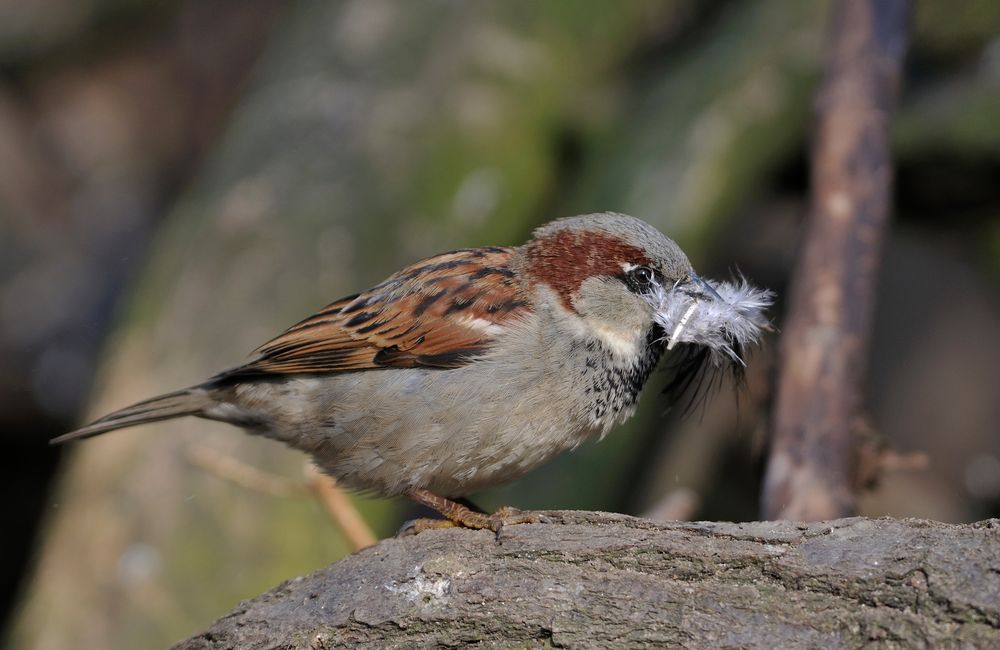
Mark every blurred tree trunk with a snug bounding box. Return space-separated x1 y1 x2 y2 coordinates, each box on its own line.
176 513 1000 648
0 0 286 636
762 0 911 520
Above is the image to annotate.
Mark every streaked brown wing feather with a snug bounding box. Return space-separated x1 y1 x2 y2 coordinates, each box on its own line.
222 247 528 378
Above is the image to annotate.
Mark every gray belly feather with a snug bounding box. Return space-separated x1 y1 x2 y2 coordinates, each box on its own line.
228 325 663 497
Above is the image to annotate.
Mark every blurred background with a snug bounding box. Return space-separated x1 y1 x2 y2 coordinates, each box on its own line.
1 0 997 647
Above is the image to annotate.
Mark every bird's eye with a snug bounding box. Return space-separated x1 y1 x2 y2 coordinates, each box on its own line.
626 265 656 291
633 266 653 283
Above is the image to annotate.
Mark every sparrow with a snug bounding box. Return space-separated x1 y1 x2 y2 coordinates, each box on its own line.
53 213 772 531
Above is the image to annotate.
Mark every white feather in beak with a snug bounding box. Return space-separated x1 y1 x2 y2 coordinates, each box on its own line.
646 275 774 366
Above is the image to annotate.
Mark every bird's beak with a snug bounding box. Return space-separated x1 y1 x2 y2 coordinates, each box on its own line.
689 273 725 303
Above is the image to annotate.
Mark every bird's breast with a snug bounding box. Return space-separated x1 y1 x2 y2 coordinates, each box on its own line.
576 329 665 430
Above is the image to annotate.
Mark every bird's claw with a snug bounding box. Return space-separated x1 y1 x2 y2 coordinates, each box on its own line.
396 517 457 537
396 507 549 539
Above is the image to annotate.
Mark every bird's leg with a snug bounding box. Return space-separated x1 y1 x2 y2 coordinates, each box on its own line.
402 488 490 531
400 488 547 534
453 496 487 513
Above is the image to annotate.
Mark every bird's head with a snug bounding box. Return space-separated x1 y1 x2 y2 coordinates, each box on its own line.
520 212 773 373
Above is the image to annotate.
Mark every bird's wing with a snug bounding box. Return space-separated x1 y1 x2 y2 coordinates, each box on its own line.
219 247 529 378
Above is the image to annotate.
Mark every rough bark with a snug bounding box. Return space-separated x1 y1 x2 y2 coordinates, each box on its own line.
176 512 1000 649
762 0 911 520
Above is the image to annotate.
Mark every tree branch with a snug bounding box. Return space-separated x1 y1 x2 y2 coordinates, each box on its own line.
174 513 1000 649
762 0 911 520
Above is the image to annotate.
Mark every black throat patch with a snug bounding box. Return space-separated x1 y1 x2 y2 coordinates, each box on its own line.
581 327 666 423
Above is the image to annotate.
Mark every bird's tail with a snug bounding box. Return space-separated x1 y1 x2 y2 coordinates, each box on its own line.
51 387 214 445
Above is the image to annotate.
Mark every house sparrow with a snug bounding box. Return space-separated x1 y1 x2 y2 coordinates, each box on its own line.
53 213 772 531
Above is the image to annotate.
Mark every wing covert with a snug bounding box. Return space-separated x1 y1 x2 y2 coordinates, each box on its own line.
222 247 529 378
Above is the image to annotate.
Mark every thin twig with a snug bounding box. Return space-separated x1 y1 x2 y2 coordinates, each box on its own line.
305 464 377 550
186 444 307 498
186 445 378 550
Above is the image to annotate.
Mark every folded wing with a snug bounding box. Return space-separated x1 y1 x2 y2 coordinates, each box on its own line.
219 247 529 378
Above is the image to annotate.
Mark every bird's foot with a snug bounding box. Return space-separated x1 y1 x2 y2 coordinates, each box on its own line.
479 506 551 534
401 488 549 536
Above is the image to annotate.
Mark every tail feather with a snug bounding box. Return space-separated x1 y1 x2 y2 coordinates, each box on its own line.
51 388 214 445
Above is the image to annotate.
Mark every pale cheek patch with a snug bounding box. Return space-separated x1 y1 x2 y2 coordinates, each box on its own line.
647 277 773 366
590 321 643 358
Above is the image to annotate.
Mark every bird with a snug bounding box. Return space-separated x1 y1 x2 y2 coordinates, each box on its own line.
53 212 772 532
